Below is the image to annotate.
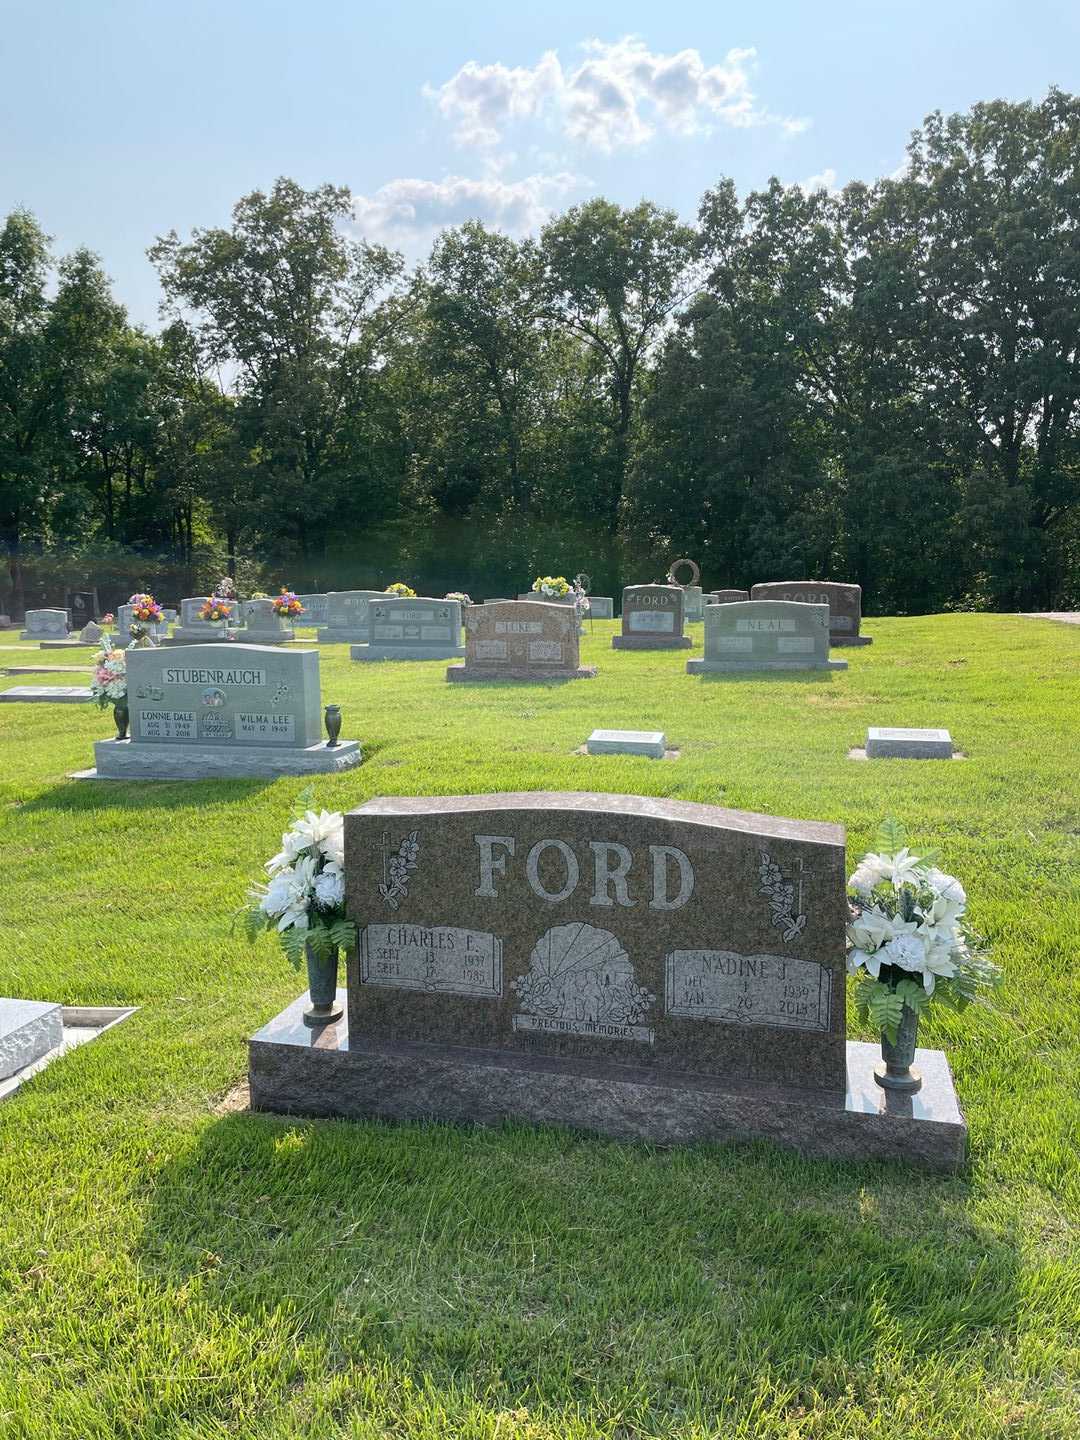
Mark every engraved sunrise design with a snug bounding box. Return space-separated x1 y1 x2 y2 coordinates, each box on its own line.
512 922 656 1043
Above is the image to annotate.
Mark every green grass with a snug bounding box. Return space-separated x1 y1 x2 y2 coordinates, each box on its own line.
0 615 1078 1440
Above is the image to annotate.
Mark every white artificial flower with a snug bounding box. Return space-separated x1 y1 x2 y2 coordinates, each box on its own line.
318 819 345 868
258 872 295 920
849 862 887 898
847 908 893 953
920 943 959 995
313 865 345 909
847 947 883 978
884 848 926 890
882 932 925 973
926 868 966 908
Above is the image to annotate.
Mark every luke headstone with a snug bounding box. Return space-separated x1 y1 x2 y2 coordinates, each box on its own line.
449 601 595 682
248 792 966 1169
19 609 69 641
612 585 692 650
79 643 361 779
750 581 871 646
687 600 847 673
352 597 465 662
317 590 386 643
586 729 666 758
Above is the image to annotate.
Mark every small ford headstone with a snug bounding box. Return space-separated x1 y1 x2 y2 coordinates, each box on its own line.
79 643 361 779
449 601 595 682
353 597 465 662
750 581 871 647
612 585 691 650
688 600 847 673
248 792 966 1169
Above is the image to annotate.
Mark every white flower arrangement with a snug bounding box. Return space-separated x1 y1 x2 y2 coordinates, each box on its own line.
445 591 472 605
848 819 999 1042
90 642 127 706
241 792 355 966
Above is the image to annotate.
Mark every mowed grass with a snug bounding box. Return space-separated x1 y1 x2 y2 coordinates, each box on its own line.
0 615 1078 1440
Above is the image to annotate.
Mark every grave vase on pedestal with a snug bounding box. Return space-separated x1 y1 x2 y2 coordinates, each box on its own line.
875 1003 922 1093
304 942 343 1026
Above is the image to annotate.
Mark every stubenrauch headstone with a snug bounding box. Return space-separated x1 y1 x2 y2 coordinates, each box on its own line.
352 597 465 661
78 643 361 779
449 601 595 682
612 585 692 650
687 600 847 673
248 792 966 1169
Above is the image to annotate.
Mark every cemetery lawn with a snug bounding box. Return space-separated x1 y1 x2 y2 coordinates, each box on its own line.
1 614 1078 1440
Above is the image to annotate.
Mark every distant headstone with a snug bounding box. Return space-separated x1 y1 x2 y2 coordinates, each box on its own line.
80 643 361 779
750 581 871 646
79 621 103 644
295 593 329 626
0 686 93 703
708 589 749 605
586 729 666 758
240 599 293 646
155 597 238 645
111 603 169 646
161 608 178 623
317 590 386 643
19 609 69 640
483 598 512 605
612 585 691 650
0 999 64 1080
66 590 98 628
866 727 953 759
667 559 704 622
449 600 595 682
688 600 847 673
587 597 615 619
248 791 966 1168
352 597 465 662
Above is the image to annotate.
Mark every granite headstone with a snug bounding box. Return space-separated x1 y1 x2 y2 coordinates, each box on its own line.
295 593 329 626
353 597 465 661
317 590 386 643
240 599 294 645
708 589 749 605
687 600 847 673
449 601 595 682
164 597 242 645
19 609 69 641
750 581 871 646
612 585 692 650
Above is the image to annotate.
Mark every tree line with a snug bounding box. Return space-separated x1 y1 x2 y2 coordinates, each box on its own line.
2 89 1078 616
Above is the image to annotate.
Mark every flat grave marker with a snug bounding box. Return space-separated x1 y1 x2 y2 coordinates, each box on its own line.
865 727 954 759
585 729 667 758
0 686 93 703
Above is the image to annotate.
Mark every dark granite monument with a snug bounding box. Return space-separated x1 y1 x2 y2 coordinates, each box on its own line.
750 581 871 646
449 600 595 682
612 585 692 651
249 792 966 1170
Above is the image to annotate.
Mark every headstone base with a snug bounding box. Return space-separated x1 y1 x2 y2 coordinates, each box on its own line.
20 631 67 642
351 644 466 662
446 663 597 682
687 657 848 673
249 992 967 1173
159 628 239 646
832 635 873 647
317 628 368 643
233 631 293 646
1 999 64 1080
611 635 693 650
76 737 362 780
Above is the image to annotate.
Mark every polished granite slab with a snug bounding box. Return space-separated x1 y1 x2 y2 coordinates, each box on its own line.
249 991 967 1171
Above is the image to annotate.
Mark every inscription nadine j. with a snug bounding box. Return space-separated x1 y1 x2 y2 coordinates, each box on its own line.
665 950 831 1031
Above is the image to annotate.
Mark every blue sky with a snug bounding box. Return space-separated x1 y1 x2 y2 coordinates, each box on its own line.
3 0 1078 328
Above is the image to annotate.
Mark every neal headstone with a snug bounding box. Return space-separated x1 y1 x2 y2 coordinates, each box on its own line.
612 585 692 650
0 999 64 1081
687 600 847 673
352 596 464 662
240 599 294 646
750 581 871 646
449 600 595 682
248 792 966 1169
317 590 386 643
708 589 749 605
80 643 361 779
19 609 69 641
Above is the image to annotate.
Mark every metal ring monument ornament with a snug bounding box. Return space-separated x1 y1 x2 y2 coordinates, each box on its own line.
573 573 591 594
667 558 700 589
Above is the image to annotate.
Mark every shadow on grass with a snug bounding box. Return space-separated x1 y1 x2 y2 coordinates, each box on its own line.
690 670 843 685
19 774 280 814
136 1110 1023 1421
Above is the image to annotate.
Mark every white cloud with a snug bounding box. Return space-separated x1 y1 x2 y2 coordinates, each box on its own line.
427 36 808 153
351 170 583 248
799 167 840 196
